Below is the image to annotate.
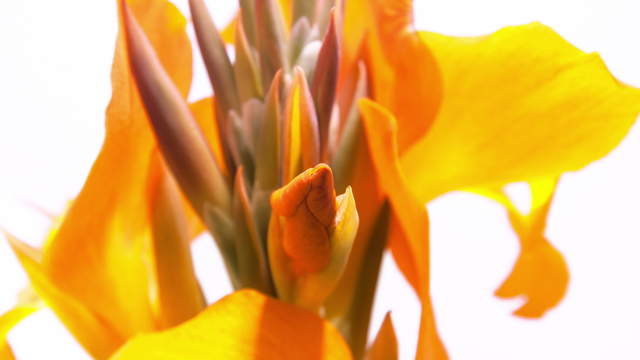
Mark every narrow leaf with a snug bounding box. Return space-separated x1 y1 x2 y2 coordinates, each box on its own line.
232 168 274 294
122 3 231 217
311 11 339 161
189 0 241 172
255 0 290 90
234 12 264 103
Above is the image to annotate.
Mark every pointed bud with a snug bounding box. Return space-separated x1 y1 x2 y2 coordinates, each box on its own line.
228 110 255 184
268 164 359 310
252 71 284 241
238 0 257 47
288 17 312 66
292 0 315 27
255 0 290 90
311 11 339 161
231 167 274 294
234 11 264 104
189 0 241 172
283 67 320 183
296 40 322 82
122 3 231 217
332 61 368 193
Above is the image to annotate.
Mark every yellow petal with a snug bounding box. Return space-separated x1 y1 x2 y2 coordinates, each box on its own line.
220 14 237 44
7 233 123 358
111 290 352 360
365 313 398 360
359 100 448 359
0 304 40 360
402 23 640 201
477 178 569 318
41 0 192 340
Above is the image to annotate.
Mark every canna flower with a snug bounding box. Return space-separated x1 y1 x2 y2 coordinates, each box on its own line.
4 0 640 359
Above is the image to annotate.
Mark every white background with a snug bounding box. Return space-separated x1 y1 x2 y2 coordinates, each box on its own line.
1 0 640 359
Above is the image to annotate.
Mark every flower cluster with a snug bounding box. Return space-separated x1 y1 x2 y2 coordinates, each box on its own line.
2 0 640 359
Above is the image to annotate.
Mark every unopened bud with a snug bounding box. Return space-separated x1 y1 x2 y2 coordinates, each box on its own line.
268 164 359 310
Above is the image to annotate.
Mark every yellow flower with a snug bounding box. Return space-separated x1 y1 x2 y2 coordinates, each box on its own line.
6 0 640 359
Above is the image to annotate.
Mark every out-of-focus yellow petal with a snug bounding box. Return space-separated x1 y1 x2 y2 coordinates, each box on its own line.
477 178 569 318
111 290 352 360
7 233 123 359
359 100 447 360
220 14 237 44
402 24 640 201
40 0 192 344
0 304 40 360
365 313 398 360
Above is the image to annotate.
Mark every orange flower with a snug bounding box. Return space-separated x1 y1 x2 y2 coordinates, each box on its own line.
5 0 640 359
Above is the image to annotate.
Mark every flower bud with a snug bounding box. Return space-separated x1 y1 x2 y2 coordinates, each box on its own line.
268 164 359 310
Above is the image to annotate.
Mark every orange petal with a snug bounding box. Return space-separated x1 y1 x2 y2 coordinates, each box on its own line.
146 152 205 328
7 233 123 358
359 100 448 359
479 179 569 318
111 290 352 360
340 0 441 152
365 313 398 360
403 24 640 201
41 0 192 340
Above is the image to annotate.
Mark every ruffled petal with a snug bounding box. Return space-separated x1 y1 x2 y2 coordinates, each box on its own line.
402 23 640 201
476 178 569 317
111 290 352 360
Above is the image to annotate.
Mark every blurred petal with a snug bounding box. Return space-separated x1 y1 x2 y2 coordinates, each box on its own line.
359 100 447 359
477 178 569 317
403 24 640 200
0 303 40 360
41 0 192 341
365 313 398 360
111 290 352 360
7 233 123 358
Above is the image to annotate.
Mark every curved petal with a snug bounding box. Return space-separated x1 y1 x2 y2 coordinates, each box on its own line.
7 233 123 358
363 0 442 152
402 23 640 201
0 304 40 360
476 178 569 317
41 0 192 341
111 290 352 360
359 100 447 360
